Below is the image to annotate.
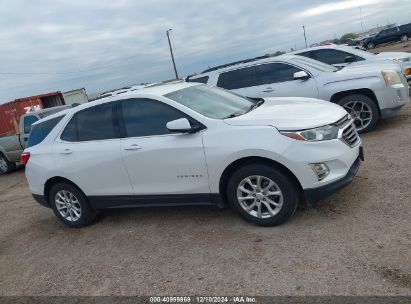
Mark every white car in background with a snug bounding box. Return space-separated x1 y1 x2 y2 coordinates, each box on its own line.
188 54 409 133
291 45 411 81
23 82 363 227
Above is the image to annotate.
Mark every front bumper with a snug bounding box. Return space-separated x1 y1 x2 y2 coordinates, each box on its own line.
378 81 409 119
381 105 407 119
303 147 363 207
32 194 50 208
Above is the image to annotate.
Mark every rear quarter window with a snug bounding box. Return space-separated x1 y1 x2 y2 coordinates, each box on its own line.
27 116 64 148
187 76 209 84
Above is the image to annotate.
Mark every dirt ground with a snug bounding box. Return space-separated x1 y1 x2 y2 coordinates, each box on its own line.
1 46 411 297
369 41 411 53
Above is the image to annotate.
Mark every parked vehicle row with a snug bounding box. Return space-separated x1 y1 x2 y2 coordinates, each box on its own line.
188 54 409 132
361 23 411 49
19 31 410 228
23 82 363 227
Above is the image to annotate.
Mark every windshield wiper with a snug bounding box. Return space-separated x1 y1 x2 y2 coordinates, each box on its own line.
223 112 245 119
246 99 264 113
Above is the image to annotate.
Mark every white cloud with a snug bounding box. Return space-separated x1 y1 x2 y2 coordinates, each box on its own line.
1 0 411 102
295 0 381 17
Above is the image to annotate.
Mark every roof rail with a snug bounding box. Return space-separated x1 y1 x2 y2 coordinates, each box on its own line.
200 55 271 74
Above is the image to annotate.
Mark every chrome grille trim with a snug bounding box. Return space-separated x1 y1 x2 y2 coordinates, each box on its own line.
341 122 360 147
334 114 360 147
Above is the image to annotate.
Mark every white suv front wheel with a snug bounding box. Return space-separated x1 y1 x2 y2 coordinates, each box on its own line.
227 164 299 226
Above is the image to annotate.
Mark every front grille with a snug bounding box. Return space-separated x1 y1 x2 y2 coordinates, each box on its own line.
341 122 360 147
334 114 360 147
333 114 350 127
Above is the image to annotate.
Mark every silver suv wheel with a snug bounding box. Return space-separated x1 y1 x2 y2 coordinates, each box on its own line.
55 190 82 222
0 157 8 173
342 100 372 132
237 175 283 219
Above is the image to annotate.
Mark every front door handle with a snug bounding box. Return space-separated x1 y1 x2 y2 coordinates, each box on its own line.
123 144 142 151
262 87 274 93
60 148 73 155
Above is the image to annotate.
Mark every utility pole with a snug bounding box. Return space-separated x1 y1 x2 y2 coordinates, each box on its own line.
360 7 364 32
302 25 308 48
166 29 179 79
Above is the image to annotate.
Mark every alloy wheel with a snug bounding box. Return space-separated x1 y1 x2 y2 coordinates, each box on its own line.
237 175 283 219
55 190 82 222
343 100 373 132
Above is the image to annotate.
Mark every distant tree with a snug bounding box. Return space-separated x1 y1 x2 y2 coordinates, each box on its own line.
340 33 358 41
265 51 286 57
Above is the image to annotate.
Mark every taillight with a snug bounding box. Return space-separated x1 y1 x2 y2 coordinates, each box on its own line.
21 152 30 166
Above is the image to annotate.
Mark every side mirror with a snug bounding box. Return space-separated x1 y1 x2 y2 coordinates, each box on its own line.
344 55 356 63
166 118 202 134
294 71 310 81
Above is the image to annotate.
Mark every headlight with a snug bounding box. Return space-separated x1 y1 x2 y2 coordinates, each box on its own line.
381 70 402 85
392 58 404 63
280 125 339 141
392 57 410 63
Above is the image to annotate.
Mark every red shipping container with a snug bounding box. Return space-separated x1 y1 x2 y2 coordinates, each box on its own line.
0 92 65 136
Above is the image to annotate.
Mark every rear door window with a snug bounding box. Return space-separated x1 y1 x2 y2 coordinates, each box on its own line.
27 116 64 147
255 63 301 85
217 66 257 89
60 103 118 142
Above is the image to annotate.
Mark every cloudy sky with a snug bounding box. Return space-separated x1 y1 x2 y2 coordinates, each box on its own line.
1 0 411 103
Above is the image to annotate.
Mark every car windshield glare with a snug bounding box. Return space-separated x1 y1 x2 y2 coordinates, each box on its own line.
164 85 253 119
292 56 338 72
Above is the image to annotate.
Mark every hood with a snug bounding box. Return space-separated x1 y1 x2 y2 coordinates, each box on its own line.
224 97 347 131
374 52 411 61
337 61 402 74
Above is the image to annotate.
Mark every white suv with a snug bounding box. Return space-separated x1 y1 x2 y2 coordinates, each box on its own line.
188 54 409 133
23 82 363 227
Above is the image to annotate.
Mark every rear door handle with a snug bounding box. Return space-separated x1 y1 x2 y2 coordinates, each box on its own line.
123 144 142 151
262 87 274 93
60 148 73 155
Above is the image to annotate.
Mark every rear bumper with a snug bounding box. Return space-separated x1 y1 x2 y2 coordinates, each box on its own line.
303 148 363 207
32 194 50 208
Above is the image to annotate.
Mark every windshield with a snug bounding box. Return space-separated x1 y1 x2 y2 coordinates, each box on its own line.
292 56 338 72
165 85 254 119
343 47 376 57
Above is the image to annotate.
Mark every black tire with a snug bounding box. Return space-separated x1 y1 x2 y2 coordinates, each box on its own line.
226 163 299 226
337 94 379 133
401 34 408 42
366 42 375 49
49 182 97 228
0 152 16 175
